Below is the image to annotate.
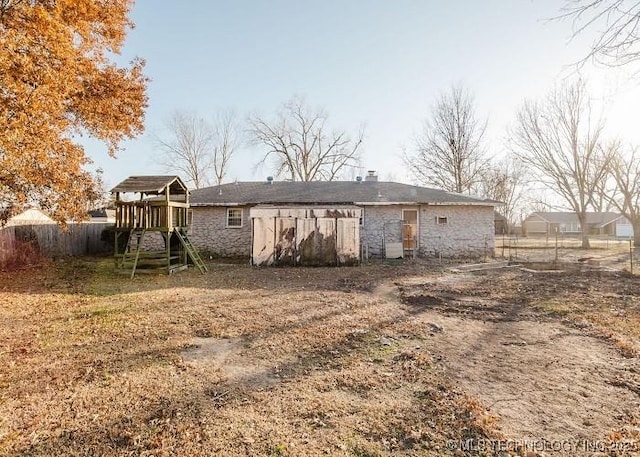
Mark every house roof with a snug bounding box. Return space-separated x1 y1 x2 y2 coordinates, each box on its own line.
494 211 508 222
528 211 624 227
88 208 116 219
6 208 54 226
190 181 498 207
110 176 188 195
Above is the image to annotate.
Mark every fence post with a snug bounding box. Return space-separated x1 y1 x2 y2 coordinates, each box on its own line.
630 239 634 275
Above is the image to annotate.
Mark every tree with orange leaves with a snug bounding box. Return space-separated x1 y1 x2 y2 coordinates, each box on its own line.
0 0 148 223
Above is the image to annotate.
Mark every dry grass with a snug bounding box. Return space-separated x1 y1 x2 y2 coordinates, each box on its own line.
2 258 639 456
0 258 501 457
528 272 640 356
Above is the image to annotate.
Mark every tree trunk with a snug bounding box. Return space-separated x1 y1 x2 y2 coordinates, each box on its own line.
633 220 640 247
578 213 590 249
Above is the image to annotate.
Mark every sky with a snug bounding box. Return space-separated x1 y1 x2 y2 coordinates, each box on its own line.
85 0 640 191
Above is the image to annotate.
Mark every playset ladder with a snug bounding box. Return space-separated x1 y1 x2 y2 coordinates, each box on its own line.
174 228 208 273
122 228 147 279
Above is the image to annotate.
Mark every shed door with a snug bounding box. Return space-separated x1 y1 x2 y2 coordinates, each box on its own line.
252 218 275 266
274 217 296 265
337 218 359 265
402 209 418 250
297 217 337 266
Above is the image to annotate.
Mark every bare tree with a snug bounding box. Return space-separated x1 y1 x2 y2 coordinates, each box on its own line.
405 85 488 194
249 97 363 181
212 111 241 185
154 110 240 188
478 157 527 232
603 145 640 245
510 79 613 248
559 0 640 67
155 111 214 189
591 160 616 212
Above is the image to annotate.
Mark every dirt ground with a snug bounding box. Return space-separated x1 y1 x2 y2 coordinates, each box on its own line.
0 257 639 456
397 269 640 449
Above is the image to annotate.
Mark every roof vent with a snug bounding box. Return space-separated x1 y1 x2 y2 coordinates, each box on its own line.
356 176 362 182
365 170 378 182
266 176 274 184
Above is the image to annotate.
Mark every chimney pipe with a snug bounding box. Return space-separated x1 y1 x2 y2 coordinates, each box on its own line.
365 170 378 182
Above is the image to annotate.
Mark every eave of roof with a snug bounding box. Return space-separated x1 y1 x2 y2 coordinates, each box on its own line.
190 181 500 207
110 176 188 194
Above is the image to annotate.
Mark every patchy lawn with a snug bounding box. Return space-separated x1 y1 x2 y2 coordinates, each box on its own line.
0 258 638 456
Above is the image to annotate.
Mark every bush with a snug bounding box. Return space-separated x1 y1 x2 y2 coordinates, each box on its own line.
0 238 47 271
101 226 128 253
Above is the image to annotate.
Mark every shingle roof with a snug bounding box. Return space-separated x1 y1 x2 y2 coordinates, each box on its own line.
530 211 624 226
190 181 497 206
110 176 188 195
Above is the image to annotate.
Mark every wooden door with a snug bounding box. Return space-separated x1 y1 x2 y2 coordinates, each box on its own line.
402 209 418 250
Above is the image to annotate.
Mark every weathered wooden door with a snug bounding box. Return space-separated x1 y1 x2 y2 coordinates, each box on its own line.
296 217 337 266
337 218 359 265
274 217 296 266
402 209 418 250
252 218 275 266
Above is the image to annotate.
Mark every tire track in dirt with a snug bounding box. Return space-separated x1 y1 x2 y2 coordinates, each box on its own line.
391 273 640 450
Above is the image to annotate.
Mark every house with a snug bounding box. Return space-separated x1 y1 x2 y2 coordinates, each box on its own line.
5 207 54 226
494 211 508 235
189 174 499 265
88 207 116 223
523 212 633 238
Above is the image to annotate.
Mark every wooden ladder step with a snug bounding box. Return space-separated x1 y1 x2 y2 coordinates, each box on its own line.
174 228 208 273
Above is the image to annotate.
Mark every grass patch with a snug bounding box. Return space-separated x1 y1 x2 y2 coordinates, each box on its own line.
8 257 640 455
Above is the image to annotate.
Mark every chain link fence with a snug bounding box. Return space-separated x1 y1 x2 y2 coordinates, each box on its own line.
496 234 636 272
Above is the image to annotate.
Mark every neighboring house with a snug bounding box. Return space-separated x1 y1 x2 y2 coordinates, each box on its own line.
494 211 508 235
523 212 633 238
5 208 54 226
88 207 116 224
189 174 499 264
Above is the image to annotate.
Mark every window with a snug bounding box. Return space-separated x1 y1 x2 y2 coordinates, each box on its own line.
227 208 243 227
560 222 579 233
436 216 448 225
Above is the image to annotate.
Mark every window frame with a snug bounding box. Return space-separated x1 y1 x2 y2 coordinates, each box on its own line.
226 207 243 228
436 216 448 225
402 208 419 250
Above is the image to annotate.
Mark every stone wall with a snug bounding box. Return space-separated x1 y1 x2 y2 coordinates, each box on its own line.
360 206 402 257
189 206 252 257
362 205 495 258
140 231 165 251
190 204 495 259
417 205 495 257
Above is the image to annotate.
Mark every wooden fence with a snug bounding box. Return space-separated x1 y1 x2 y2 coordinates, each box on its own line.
0 223 111 264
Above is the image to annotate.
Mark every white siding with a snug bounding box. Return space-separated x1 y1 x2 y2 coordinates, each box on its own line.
616 220 634 238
